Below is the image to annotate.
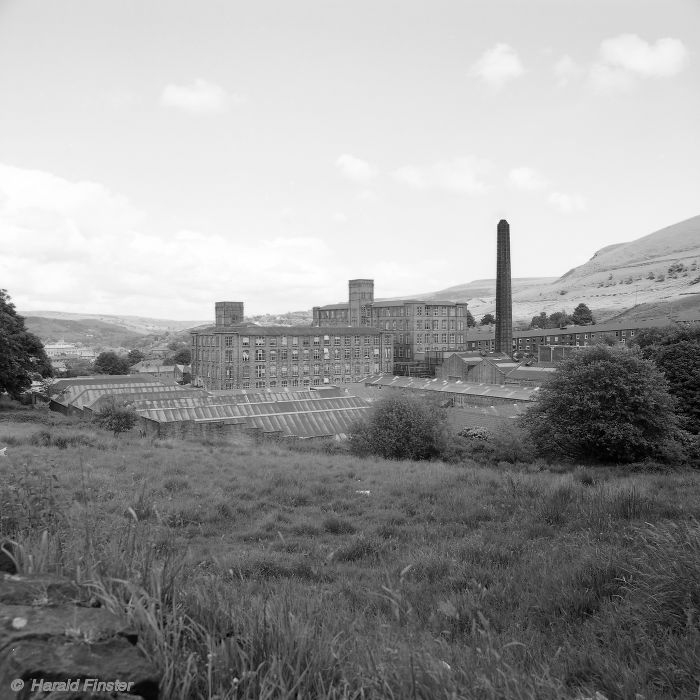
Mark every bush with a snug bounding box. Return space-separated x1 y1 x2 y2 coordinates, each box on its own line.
632 325 700 434
94 351 130 375
349 393 448 460
522 345 679 463
94 401 137 437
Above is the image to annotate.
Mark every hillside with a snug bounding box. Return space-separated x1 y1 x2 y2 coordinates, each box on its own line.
512 214 700 323
415 215 700 324
24 316 148 349
398 277 557 303
23 310 313 352
22 310 207 335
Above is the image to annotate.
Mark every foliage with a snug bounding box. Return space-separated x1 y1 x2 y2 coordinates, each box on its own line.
452 424 535 465
547 310 573 327
466 309 476 327
127 349 145 366
595 333 618 346
480 313 495 326
62 357 95 377
530 311 549 329
349 393 448 460
529 309 583 329
0 289 53 399
522 345 679 463
164 348 191 366
631 325 700 433
94 401 137 436
571 303 594 325
94 351 131 375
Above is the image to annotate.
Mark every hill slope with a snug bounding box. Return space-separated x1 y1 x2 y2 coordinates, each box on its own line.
23 310 206 335
24 316 148 348
413 215 700 324
404 277 557 302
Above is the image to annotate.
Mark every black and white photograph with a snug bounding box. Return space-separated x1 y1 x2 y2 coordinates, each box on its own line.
1 1 699 698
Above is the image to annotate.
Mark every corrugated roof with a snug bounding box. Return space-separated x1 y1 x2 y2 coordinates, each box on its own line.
506 367 557 381
364 375 537 401
133 394 371 438
91 388 207 411
131 362 176 373
54 382 169 409
50 375 152 393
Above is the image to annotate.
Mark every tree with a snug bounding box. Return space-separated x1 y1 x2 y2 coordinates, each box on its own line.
480 313 495 326
0 289 53 399
94 351 130 375
164 348 191 366
547 311 573 328
521 344 679 463
94 401 137 437
530 312 549 329
63 358 95 377
466 310 476 328
127 349 145 366
632 325 700 433
571 303 595 326
349 393 448 461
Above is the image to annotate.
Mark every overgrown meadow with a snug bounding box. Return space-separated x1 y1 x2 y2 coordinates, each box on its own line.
1 403 699 700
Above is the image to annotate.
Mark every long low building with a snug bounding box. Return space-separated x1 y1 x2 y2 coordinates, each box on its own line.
464 316 693 355
363 374 538 405
47 376 371 440
133 394 370 440
49 381 188 415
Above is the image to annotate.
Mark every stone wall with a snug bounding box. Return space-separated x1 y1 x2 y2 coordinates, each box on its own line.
1 553 160 699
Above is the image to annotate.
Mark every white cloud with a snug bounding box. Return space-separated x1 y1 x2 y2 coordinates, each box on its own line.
0 164 336 317
553 55 583 86
393 157 490 195
508 166 549 191
161 79 236 113
471 44 525 89
549 191 587 213
335 154 377 182
590 35 689 91
357 189 378 203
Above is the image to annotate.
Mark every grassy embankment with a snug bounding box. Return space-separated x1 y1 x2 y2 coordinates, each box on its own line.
1 402 699 700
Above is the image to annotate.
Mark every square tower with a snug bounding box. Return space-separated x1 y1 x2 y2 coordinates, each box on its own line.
348 279 374 327
215 301 245 327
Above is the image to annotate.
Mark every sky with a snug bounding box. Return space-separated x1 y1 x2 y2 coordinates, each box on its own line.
1 0 699 320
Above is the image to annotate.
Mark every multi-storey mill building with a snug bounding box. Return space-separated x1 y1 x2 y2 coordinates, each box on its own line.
191 302 394 391
313 280 471 374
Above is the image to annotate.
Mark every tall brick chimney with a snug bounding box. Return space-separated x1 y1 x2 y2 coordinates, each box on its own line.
495 219 512 356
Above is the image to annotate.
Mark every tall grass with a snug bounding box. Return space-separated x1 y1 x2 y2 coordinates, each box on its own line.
1 408 699 699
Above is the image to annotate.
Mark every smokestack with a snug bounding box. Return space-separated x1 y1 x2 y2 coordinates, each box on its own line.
495 219 512 356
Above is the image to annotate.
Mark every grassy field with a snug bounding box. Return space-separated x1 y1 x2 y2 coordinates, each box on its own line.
1 403 699 699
